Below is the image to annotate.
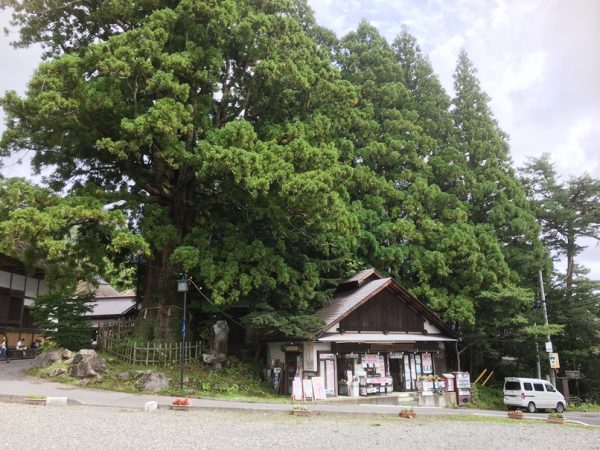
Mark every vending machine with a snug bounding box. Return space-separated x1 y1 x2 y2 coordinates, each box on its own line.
453 372 471 406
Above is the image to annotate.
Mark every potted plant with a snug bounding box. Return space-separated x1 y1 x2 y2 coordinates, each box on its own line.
171 397 191 411
291 404 311 417
399 408 416 419
507 409 524 419
547 412 565 424
25 394 46 405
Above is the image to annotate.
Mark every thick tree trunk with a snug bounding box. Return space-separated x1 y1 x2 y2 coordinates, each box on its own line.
134 166 196 342
134 244 182 342
565 235 575 300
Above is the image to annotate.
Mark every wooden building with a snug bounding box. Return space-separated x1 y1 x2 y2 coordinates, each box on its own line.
266 269 457 396
81 279 137 328
0 253 47 347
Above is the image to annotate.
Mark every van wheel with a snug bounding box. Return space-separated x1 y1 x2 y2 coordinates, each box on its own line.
527 402 536 413
555 402 565 413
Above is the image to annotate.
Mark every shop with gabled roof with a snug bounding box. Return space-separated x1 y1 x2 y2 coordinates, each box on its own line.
265 268 457 397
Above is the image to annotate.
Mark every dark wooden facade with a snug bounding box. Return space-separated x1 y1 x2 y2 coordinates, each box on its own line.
340 289 424 333
0 254 46 347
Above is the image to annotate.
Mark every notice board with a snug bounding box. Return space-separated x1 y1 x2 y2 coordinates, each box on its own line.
311 376 326 400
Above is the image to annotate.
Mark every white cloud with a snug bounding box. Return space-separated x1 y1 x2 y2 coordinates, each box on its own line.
552 115 600 176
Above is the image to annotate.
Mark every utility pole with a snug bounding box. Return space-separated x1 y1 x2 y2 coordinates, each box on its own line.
538 270 556 385
534 328 541 379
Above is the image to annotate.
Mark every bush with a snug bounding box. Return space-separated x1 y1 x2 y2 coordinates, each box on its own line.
468 384 504 410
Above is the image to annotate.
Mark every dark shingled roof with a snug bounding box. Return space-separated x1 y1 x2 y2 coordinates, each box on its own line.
315 268 456 338
316 277 390 327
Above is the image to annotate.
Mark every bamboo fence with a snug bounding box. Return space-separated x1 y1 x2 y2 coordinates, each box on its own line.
96 317 201 365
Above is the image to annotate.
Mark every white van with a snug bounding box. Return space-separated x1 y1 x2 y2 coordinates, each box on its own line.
503 377 566 413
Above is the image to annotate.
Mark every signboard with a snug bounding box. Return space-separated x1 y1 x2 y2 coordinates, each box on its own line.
302 379 314 400
565 370 580 379
389 352 404 359
362 354 379 365
303 342 317 372
311 377 326 400
454 372 471 389
545 342 553 353
292 376 303 400
282 345 301 352
272 367 281 391
422 353 433 374
549 353 560 369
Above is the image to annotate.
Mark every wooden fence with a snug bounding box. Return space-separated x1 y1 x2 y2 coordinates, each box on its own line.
96 317 202 365
96 316 136 349
106 340 202 366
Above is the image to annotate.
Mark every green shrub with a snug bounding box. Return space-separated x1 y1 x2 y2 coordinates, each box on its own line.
468 384 504 410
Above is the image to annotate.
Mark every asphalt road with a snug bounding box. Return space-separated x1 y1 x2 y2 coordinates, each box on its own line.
1 359 598 427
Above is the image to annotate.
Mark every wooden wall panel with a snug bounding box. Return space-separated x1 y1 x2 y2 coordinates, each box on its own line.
340 290 424 332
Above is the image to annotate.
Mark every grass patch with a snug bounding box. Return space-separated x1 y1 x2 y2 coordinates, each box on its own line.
28 353 288 402
466 384 504 410
568 402 600 412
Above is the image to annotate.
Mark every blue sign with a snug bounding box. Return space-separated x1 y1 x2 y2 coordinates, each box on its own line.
182 321 186 337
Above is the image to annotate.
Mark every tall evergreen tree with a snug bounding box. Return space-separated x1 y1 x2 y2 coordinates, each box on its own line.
521 154 600 293
1 0 359 340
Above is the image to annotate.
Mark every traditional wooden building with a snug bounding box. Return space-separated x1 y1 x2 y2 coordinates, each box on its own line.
0 253 47 347
82 280 137 328
266 269 457 396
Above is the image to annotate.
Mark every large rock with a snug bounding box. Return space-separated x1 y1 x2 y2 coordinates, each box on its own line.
69 349 108 378
135 371 170 392
33 350 67 369
47 365 68 377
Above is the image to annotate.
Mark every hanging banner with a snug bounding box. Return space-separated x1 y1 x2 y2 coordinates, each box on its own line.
549 353 560 369
422 353 433 374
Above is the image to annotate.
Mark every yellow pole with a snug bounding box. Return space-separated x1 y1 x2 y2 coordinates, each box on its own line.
482 370 494 386
474 368 487 384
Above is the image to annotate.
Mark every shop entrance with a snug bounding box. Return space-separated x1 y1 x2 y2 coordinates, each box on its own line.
284 352 302 395
389 353 421 391
389 357 402 391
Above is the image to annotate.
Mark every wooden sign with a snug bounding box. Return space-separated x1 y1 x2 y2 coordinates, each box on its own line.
302 379 314 400
292 376 303 401
311 376 326 400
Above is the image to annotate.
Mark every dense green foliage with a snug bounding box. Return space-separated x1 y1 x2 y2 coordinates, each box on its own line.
0 1 597 394
521 155 600 400
0 177 145 349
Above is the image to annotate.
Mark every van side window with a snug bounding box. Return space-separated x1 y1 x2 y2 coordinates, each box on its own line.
523 383 533 391
545 384 555 392
505 381 521 390
533 383 544 392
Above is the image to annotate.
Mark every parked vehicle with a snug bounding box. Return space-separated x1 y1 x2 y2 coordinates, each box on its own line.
503 377 566 413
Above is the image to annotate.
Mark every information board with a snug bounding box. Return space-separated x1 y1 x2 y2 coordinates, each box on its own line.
422 353 433 374
302 379 314 400
292 376 303 401
311 376 326 400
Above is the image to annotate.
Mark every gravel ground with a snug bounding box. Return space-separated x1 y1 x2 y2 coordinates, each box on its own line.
1 403 599 450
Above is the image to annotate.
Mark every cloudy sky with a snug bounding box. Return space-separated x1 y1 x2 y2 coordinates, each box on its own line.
0 0 599 279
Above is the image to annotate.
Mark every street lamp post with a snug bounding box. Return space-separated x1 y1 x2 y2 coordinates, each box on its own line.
177 273 188 391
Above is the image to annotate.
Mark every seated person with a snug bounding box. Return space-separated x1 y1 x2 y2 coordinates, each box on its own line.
16 338 28 356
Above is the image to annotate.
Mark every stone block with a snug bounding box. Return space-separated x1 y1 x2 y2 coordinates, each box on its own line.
46 396 68 406
144 401 158 412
